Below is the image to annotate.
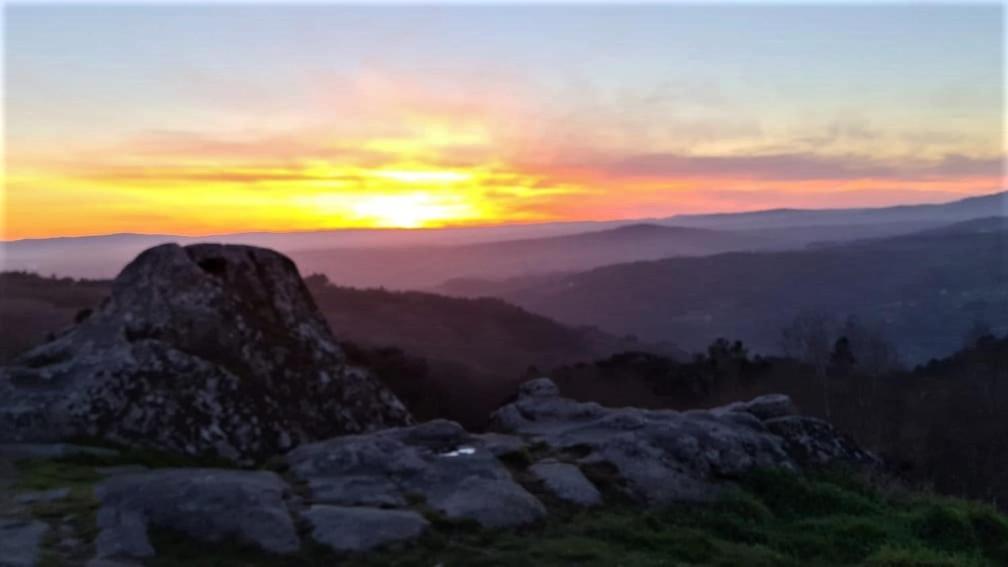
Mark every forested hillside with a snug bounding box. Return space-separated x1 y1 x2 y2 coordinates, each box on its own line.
444 221 1008 361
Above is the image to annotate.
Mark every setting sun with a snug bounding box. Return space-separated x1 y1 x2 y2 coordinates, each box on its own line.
348 193 480 228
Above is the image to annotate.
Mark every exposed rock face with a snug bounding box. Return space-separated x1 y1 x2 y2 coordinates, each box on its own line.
93 469 299 559
0 243 411 460
490 377 876 504
286 419 547 528
764 415 879 467
32 378 878 564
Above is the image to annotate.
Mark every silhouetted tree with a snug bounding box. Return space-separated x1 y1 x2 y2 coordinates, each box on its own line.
827 337 856 379
780 311 835 417
780 311 833 376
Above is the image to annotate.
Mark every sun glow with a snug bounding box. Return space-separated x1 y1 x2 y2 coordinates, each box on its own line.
4 95 1002 239
372 169 473 184
348 193 479 228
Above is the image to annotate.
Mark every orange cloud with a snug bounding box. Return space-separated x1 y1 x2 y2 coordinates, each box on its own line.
4 68 1003 240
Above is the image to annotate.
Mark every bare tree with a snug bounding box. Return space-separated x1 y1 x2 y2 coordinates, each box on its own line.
780 311 835 417
840 315 902 376
780 311 834 375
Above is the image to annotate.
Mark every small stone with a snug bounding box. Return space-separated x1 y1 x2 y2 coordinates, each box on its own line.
518 378 560 399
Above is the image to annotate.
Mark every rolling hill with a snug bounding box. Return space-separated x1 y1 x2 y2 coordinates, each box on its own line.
441 220 1008 362
3 191 1003 289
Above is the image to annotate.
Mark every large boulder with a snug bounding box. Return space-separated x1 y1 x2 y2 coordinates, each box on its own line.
286 420 546 528
93 469 299 559
0 243 411 461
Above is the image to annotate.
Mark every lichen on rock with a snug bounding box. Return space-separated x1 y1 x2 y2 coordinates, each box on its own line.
0 243 412 461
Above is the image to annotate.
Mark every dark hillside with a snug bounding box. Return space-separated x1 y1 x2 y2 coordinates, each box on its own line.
449 225 1008 361
0 272 110 361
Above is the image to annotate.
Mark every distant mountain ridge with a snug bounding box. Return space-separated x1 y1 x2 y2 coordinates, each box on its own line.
665 190 1006 229
442 220 1008 362
2 191 1004 287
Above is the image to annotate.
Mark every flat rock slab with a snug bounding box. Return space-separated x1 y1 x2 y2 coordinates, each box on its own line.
94 469 299 559
529 461 602 507
0 518 49 567
490 378 875 504
434 477 546 528
287 419 545 528
304 506 429 552
490 379 793 503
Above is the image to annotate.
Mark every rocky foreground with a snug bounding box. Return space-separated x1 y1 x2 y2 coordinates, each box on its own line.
0 244 886 565
2 377 881 566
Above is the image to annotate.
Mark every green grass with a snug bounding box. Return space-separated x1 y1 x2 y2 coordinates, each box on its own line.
13 454 1006 566
139 468 1008 567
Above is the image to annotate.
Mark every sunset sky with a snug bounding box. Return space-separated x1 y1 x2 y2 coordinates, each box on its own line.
4 3 1004 239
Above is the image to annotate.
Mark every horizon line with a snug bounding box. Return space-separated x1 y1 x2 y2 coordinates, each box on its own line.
2 188 1004 244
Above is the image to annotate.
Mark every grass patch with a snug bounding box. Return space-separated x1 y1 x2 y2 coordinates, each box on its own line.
55 467 1005 567
864 544 986 567
20 482 101 567
56 441 239 469
14 459 102 492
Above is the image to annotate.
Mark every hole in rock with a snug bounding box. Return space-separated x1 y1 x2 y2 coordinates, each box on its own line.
197 257 228 277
